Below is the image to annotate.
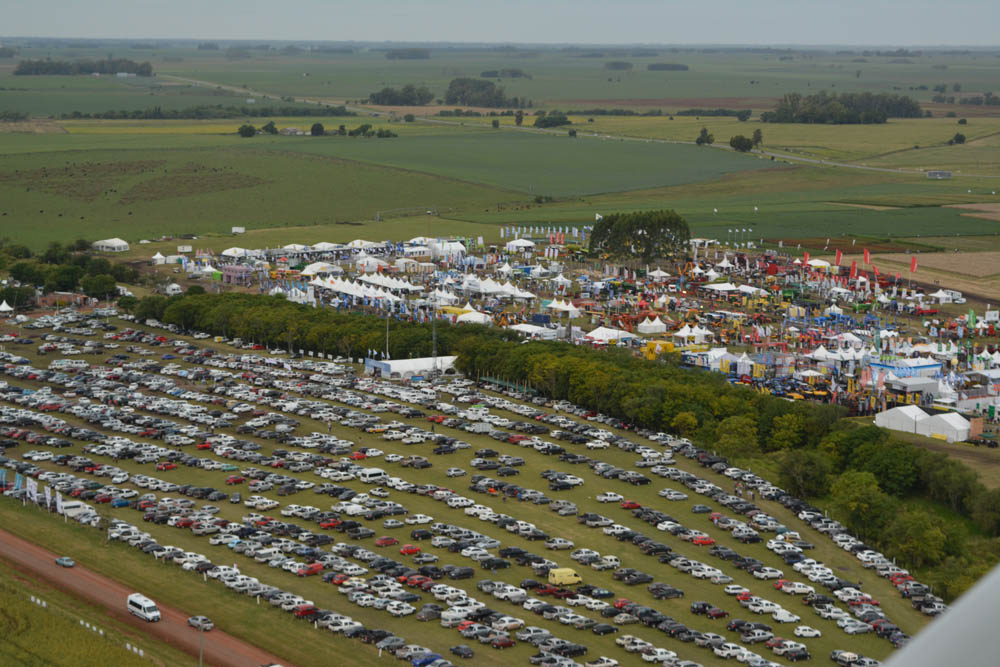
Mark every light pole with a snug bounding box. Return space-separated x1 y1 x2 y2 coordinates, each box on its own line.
199 625 204 667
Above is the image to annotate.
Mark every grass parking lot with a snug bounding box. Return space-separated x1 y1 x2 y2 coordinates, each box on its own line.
0 317 932 666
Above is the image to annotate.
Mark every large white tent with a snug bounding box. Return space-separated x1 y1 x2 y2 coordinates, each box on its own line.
637 317 667 334
93 237 130 252
915 412 970 443
505 239 535 252
456 310 493 325
585 326 639 344
874 405 929 433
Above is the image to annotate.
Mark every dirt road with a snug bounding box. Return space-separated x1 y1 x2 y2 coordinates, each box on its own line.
0 528 289 667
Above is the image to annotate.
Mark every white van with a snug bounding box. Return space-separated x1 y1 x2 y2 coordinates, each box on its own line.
358 468 387 484
127 593 161 622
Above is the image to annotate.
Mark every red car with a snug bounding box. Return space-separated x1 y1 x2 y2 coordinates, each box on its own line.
349 451 367 460
399 544 421 555
405 575 430 587
613 598 632 610
707 607 729 619
176 518 194 528
94 494 113 503
491 637 515 649
375 536 399 547
225 475 246 485
427 415 447 424
293 604 318 617
692 536 716 546
736 591 753 602
774 579 791 590
327 573 349 585
765 637 787 650
620 500 641 509
320 519 342 529
196 443 212 450
297 562 323 577
156 462 177 471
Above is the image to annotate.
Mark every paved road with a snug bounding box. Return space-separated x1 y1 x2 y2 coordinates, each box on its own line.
0 527 289 667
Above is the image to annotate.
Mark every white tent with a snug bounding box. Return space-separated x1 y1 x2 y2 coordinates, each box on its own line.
0 300 12 314
928 289 953 304
636 317 667 334
505 239 536 252
282 243 311 252
347 239 377 249
551 274 572 288
456 310 493 325
496 262 514 276
311 241 343 252
807 259 831 270
915 412 970 443
648 268 671 280
508 323 556 340
93 237 129 252
702 282 739 293
221 247 248 258
585 326 639 344
164 283 183 296
300 261 342 276
151 252 165 265
715 258 734 270
546 299 581 318
874 405 929 433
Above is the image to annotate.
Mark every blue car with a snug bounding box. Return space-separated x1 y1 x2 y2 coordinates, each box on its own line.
412 654 442 667
111 498 130 508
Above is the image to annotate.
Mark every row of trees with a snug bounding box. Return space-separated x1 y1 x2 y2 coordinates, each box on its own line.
368 85 434 106
761 91 923 124
444 78 522 108
677 108 752 121
588 210 691 263
480 68 531 79
239 122 395 138
14 58 153 76
130 292 516 360
729 130 763 152
60 104 353 120
1 240 138 301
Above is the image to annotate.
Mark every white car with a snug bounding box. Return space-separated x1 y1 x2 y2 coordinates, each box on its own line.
753 567 783 580
586 440 609 450
596 492 623 503
793 625 821 638
641 648 677 663
404 514 433 525
724 585 750 596
782 582 815 595
714 642 743 659
658 489 688 501
445 468 466 477
772 609 801 624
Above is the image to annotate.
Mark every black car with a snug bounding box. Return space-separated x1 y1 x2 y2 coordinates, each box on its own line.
450 644 475 658
592 623 618 636
786 648 811 662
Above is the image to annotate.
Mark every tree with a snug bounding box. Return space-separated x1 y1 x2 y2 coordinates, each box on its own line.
970 488 1000 536
237 124 256 138
260 120 278 134
80 274 117 299
534 112 571 128
588 210 691 264
853 440 920 497
568 128 577 138
116 295 138 313
958 118 967 125
829 471 897 541
950 132 966 145
404 114 415 122
186 285 206 295
491 119 500 129
515 110 523 126
729 135 754 152
695 127 714 146
768 413 804 451
752 128 763 148
714 415 760 460
670 411 698 437
778 449 832 498
311 122 325 136
883 508 948 569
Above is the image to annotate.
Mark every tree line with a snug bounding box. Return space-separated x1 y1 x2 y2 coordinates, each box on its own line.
444 78 524 108
677 108 752 121
480 69 531 79
128 292 517 360
760 91 923 124
368 85 434 106
59 104 354 120
0 239 138 303
14 58 153 76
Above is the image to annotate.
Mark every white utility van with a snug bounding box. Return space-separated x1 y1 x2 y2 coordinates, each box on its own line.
127 593 161 622
358 468 387 484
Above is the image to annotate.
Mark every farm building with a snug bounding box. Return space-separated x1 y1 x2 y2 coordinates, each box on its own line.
93 238 130 252
163 283 183 296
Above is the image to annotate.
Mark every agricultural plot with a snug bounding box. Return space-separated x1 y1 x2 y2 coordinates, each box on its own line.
0 320 937 667
273 128 778 197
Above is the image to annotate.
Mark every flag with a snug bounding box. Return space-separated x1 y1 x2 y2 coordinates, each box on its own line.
852 238 856 246
863 248 870 265
872 265 879 277
56 491 64 514
910 256 918 273
849 261 858 279
803 251 810 264
44 485 51 509
595 213 602 221
834 249 843 266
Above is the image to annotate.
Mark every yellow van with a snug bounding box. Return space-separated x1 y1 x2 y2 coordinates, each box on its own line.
547 568 582 585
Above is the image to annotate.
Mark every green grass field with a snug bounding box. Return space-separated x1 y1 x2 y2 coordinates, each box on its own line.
0 562 171 666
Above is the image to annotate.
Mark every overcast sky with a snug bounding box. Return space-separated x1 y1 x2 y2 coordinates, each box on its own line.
5 0 998 46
